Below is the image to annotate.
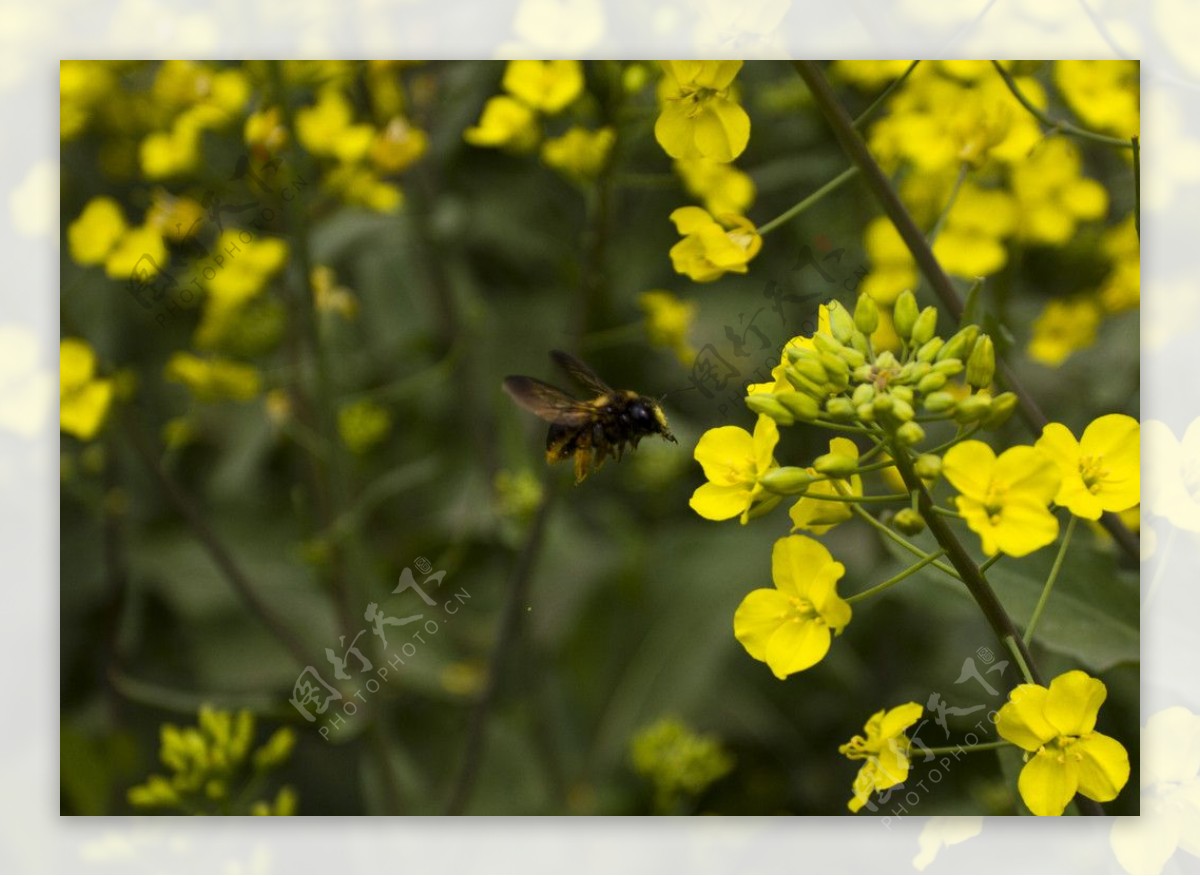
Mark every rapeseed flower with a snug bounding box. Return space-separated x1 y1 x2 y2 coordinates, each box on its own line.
1011 138 1108 246
668 206 760 282
464 96 539 151
639 290 697 366
67 197 128 266
1055 60 1139 140
164 352 261 403
541 126 615 182
501 60 584 114
788 437 863 535
840 702 924 813
674 158 756 216
655 61 750 162
689 414 778 523
60 338 114 441
1027 297 1101 367
1036 414 1139 520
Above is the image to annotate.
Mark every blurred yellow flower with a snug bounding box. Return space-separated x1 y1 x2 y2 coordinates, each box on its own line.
296 88 374 162
370 116 428 174
324 164 403 213
60 61 117 140
1055 60 1139 140
204 232 289 308
639 289 697 365
502 60 584 114
60 338 114 441
840 702 924 813
1011 138 1108 246
541 126 615 181
668 206 761 282
1098 214 1139 314
734 534 852 679
464 96 539 151
689 414 778 523
164 352 262 403
831 60 914 90
747 305 832 395
788 436 863 534
1027 297 1101 367
146 191 204 242
67 197 128 266
943 440 1061 557
338 398 392 454
931 183 1018 278
104 226 168 281
861 217 918 305
245 106 288 155
674 158 756 216
1036 414 1139 520
655 61 750 162
996 670 1129 816
311 265 359 320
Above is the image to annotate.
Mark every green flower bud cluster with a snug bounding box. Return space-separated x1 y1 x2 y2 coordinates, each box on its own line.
127 705 298 815
630 717 734 814
743 294 1018 439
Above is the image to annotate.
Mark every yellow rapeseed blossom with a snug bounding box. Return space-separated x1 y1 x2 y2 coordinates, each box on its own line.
1036 414 1140 520
639 290 697 366
164 352 262 403
840 702 924 813
747 305 832 395
861 217 919 306
930 183 1018 278
830 60 915 91
996 670 1130 816
1027 297 1101 367
1011 138 1108 246
464 96 539 151
104 226 168 281
674 158 756 216
67 197 128 266
501 60 584 114
1055 60 1139 140
1098 214 1139 314
733 534 852 679
323 163 403 213
689 414 779 523
668 206 761 282
295 88 374 162
146 191 205 242
205 231 290 309
943 440 1061 557
789 437 864 535
60 338 114 441
338 398 392 454
244 106 288 155
369 116 429 174
139 121 204 179
540 126 615 182
655 61 750 163
60 61 117 140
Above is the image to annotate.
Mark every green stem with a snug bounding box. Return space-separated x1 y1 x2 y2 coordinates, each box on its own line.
790 60 1139 565
757 167 860 236
1023 516 1076 646
928 163 969 245
989 61 1132 149
850 503 962 581
801 491 909 504
850 61 920 131
1005 635 1036 686
847 549 946 604
917 739 1010 756
930 505 963 518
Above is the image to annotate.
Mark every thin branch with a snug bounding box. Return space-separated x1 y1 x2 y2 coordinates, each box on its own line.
989 61 1132 149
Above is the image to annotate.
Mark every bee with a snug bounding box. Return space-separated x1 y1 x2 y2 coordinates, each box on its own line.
503 350 677 483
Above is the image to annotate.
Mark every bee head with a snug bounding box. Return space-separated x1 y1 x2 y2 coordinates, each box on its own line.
632 396 676 443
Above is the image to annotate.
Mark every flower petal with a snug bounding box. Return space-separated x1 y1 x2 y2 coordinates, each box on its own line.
996 684 1056 750
733 588 792 663
943 440 996 499
1019 748 1079 816
1044 670 1107 736
763 614 831 677
1074 731 1130 803
689 482 750 521
771 534 835 598
693 425 755 483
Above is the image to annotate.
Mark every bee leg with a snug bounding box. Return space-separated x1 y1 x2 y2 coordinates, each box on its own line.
573 448 590 483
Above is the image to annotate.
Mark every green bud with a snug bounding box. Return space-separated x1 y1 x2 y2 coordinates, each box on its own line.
893 290 919 341
760 466 813 495
890 397 915 422
856 403 876 422
913 453 942 480
895 420 925 446
954 393 992 423
893 508 926 535
745 394 795 425
854 293 880 334
819 352 851 384
937 324 979 362
966 334 995 389
873 394 894 415
838 345 866 369
785 368 826 398
899 361 930 383
813 452 858 478
983 391 1019 428
852 364 874 383
813 333 845 357
849 331 871 357
917 371 948 394
827 301 856 344
777 391 821 421
916 337 944 362
852 383 875 407
785 344 817 364
793 358 830 386
891 385 914 404
875 350 898 371
932 359 964 377
911 307 939 345
825 397 856 421
922 391 956 413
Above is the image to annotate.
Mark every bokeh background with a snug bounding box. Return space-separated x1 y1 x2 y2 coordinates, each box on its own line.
59 58 1139 818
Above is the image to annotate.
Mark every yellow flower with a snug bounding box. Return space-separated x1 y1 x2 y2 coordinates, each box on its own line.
1142 418 1200 532
861 217 918 306
747 305 832 395
831 60 915 90
1055 60 1139 140
67 198 129 266
839 702 924 813
146 191 205 242
203 232 289 309
674 158 756 216
788 437 863 534
639 290 697 366
338 398 392 454
1036 414 1139 520
996 670 1130 816
733 535 852 679
60 61 117 140
668 206 761 282
245 106 288 155
1011 137 1108 246
323 164 403 213
369 116 428 174
104 226 168 281
1027 297 1101 367
1098 214 1139 314
164 353 261 403
295 88 374 162
501 60 584 114
540 126 615 181
139 120 204 179
943 440 1061 557
655 61 750 162
930 183 1018 278
464 96 539 151
60 338 114 441
311 265 359 320
689 414 779 523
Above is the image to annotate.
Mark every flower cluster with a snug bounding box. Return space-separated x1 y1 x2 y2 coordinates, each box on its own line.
126 705 297 815
630 717 734 813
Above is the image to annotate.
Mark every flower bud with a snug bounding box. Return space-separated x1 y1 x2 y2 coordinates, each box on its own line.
895 420 924 446
745 394 795 425
893 508 926 535
890 397 915 422
827 301 856 344
792 358 830 386
813 452 858 478
899 361 930 383
932 359 964 377
746 492 783 520
917 371 948 394
852 383 875 407
922 391 956 413
777 391 820 421
854 293 879 335
875 350 898 371
825 397 855 420
873 394 894 415
813 332 845 357
785 368 826 398
893 290 919 341
983 391 1019 428
915 337 944 363
911 307 939 345
760 466 813 495
937 324 979 362
852 364 874 383
966 334 995 389
838 345 866 369
891 385 914 404
785 344 817 364
856 403 875 422
953 393 992 423
913 453 942 480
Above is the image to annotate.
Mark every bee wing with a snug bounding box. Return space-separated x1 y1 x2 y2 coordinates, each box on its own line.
502 376 596 426
550 350 614 396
